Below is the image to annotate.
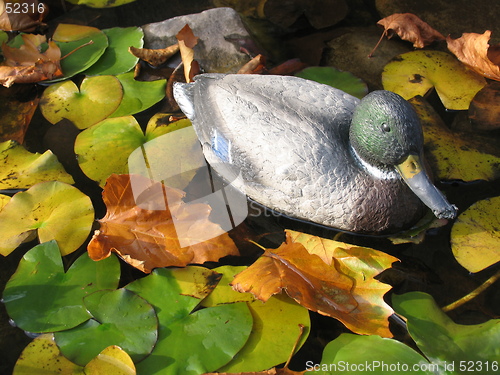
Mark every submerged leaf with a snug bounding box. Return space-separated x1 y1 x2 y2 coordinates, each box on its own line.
87 174 239 272
0 96 38 143
232 230 397 337
3 241 120 333
295 66 367 99
377 13 444 48
65 0 137 8
0 140 74 189
0 181 94 256
451 196 500 273
447 30 500 81
40 75 123 129
382 50 486 110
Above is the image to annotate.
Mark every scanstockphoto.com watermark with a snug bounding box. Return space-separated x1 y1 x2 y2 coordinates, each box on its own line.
305 360 500 373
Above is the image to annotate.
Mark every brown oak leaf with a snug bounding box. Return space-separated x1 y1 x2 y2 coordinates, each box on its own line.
87 174 239 273
447 30 500 81
176 24 200 82
375 13 444 50
0 33 63 87
232 230 397 337
0 0 47 32
129 43 179 67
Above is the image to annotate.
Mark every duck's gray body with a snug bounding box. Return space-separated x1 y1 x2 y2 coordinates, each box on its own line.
174 73 455 234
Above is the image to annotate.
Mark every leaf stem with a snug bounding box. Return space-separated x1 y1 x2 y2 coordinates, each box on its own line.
441 268 500 312
368 30 387 58
61 40 94 60
247 239 267 251
284 324 305 369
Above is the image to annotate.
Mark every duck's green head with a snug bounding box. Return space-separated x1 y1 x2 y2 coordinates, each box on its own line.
349 90 457 220
350 90 422 168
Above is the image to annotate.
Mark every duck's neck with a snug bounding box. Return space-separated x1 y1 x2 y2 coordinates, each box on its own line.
350 146 399 180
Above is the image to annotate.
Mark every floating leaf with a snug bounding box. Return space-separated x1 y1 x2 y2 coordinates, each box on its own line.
451 196 500 273
0 194 10 210
40 75 123 129
382 50 486 110
376 13 444 48
84 27 144 76
469 81 500 132
129 43 179 67
311 334 431 375
232 230 397 337
52 23 109 80
0 140 74 189
88 174 239 272
126 267 253 375
203 265 310 373
13 334 82 375
0 181 94 256
111 72 166 117
3 241 120 333
13 334 136 375
393 292 500 366
55 289 157 366
65 0 138 8
0 33 62 87
410 96 500 182
295 66 367 99
447 30 500 81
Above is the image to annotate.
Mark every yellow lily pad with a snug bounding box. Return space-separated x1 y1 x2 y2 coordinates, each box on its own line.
382 50 486 110
0 181 94 256
13 334 136 375
0 141 74 189
0 194 10 210
410 97 500 182
40 75 123 129
65 0 137 8
451 197 500 273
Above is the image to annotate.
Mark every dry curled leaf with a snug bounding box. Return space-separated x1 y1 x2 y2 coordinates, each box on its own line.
88 174 239 273
176 24 200 82
372 13 444 56
232 230 397 337
0 33 63 87
447 30 500 81
128 43 179 67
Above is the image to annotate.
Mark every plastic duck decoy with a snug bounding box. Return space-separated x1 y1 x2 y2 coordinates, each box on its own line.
174 73 457 234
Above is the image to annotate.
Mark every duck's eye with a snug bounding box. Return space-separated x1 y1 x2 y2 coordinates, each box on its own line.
381 123 391 133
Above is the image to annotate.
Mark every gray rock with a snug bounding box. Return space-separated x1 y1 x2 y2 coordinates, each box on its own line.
142 7 251 73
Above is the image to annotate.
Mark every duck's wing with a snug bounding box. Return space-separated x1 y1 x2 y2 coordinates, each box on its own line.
174 73 360 222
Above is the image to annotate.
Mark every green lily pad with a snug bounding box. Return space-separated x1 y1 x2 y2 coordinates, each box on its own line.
0 140 74 189
204 266 310 373
75 115 182 187
2 241 120 333
52 24 109 80
393 292 500 365
40 75 123 129
295 66 368 99
55 289 157 366
311 333 431 375
84 27 144 76
126 267 253 375
0 181 94 256
382 50 487 110
451 196 500 273
111 72 166 117
65 0 137 8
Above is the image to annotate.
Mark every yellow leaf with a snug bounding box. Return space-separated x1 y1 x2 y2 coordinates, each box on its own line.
84 346 136 375
382 50 486 110
410 97 500 182
451 196 500 273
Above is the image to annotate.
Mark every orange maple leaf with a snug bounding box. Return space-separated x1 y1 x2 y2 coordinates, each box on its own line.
232 230 397 337
0 33 63 87
447 30 500 81
87 174 239 273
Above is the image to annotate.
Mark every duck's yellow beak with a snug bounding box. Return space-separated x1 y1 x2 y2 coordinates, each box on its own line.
396 154 457 220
